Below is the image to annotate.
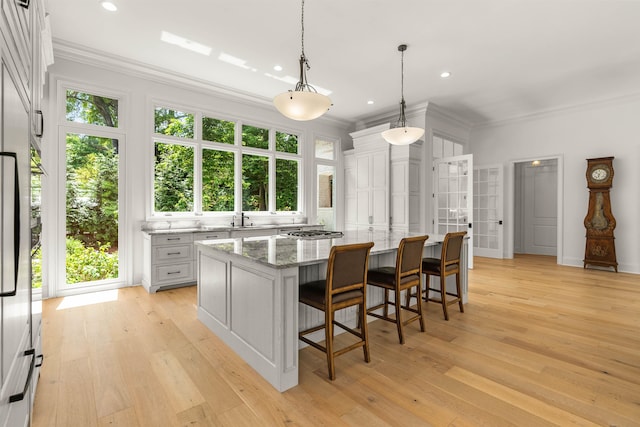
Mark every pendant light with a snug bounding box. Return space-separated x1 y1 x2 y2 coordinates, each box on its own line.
273 0 331 121
381 44 425 145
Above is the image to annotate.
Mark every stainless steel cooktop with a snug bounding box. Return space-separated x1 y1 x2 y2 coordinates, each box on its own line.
283 230 344 240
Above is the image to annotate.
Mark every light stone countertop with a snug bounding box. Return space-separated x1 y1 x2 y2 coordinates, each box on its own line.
195 229 450 269
143 223 321 235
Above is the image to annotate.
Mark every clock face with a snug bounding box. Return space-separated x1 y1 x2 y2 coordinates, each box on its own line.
591 166 609 182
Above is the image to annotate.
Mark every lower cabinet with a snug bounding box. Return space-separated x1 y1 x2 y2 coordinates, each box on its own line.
142 226 321 293
142 232 197 293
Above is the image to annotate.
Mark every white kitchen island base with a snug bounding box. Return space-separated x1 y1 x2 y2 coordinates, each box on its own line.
197 250 300 392
196 231 468 392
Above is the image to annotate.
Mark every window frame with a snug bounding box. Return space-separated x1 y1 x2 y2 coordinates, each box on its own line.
150 102 304 218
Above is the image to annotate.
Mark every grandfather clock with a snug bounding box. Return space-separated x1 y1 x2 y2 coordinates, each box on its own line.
583 157 617 272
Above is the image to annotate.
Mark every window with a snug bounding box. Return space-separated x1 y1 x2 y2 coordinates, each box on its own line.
152 105 302 215
154 142 194 212
66 90 119 127
314 137 338 229
276 158 298 211
154 107 194 138
202 148 234 211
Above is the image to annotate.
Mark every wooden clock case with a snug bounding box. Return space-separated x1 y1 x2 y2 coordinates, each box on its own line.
583 157 617 272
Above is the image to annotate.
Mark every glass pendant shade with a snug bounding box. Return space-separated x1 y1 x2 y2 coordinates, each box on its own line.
273 90 331 121
381 126 425 145
273 0 331 121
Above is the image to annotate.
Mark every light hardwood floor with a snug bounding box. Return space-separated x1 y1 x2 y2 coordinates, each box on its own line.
32 255 640 426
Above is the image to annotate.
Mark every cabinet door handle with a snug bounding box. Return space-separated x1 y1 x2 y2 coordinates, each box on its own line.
167 252 181 255
35 354 44 368
35 110 44 137
167 237 180 241
9 349 35 403
167 271 181 275
0 152 20 298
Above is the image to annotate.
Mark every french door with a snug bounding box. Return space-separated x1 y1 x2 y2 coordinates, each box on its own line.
473 164 504 258
58 127 125 293
433 154 473 267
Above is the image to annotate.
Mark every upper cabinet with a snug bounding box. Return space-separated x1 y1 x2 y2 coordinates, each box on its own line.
1 0 51 144
344 123 423 232
345 124 391 230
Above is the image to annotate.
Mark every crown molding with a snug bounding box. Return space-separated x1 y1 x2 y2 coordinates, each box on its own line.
474 91 640 129
52 39 351 129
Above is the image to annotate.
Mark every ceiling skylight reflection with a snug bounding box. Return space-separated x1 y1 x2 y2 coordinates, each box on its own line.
160 31 212 56
218 52 257 72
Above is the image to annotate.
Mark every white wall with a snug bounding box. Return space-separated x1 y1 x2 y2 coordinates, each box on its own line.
470 95 640 273
42 57 352 293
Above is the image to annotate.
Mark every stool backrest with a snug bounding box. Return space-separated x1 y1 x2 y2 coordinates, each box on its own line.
327 242 375 296
442 231 467 267
397 235 430 276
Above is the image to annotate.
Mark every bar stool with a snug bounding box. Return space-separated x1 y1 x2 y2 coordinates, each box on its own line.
422 231 467 320
366 235 429 344
299 242 375 380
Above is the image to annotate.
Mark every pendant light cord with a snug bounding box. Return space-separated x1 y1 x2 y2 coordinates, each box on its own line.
296 0 316 92
397 44 408 127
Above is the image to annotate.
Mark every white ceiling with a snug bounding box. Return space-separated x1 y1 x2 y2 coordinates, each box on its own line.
48 0 640 126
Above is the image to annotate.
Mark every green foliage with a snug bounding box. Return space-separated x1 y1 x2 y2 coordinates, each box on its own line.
276 131 298 154
242 124 269 149
154 107 194 138
66 90 119 127
203 117 235 144
276 158 298 211
154 142 194 212
66 238 118 284
202 149 235 211
242 154 269 211
66 133 119 249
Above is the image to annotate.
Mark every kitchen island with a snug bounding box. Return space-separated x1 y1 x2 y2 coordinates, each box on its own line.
195 229 469 391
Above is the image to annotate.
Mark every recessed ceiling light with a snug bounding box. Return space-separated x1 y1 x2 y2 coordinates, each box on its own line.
274 65 283 71
440 71 451 78
367 100 374 105
100 1 117 11
160 31 212 56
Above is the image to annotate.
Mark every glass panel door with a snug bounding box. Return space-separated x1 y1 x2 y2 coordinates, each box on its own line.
64 132 120 287
434 154 473 267
473 164 503 258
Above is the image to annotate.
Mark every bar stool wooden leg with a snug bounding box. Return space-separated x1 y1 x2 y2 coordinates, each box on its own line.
456 273 464 313
395 288 405 344
326 308 335 380
360 300 371 362
440 277 449 321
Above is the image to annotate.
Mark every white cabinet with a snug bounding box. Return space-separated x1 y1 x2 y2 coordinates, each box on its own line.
345 124 390 230
142 233 197 293
390 142 422 232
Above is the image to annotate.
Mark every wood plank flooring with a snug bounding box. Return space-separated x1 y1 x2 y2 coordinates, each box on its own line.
32 255 640 426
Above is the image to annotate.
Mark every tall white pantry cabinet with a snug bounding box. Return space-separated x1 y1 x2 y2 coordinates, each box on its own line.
1 0 49 425
344 123 422 232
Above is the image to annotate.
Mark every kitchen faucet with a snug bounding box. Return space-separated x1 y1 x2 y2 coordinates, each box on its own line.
241 212 249 227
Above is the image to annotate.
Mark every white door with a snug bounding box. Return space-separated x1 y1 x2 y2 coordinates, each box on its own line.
523 161 557 255
473 164 504 258
433 154 473 267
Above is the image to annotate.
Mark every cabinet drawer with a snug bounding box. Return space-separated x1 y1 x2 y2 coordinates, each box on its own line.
194 231 229 241
152 233 194 245
154 262 194 283
154 244 193 262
